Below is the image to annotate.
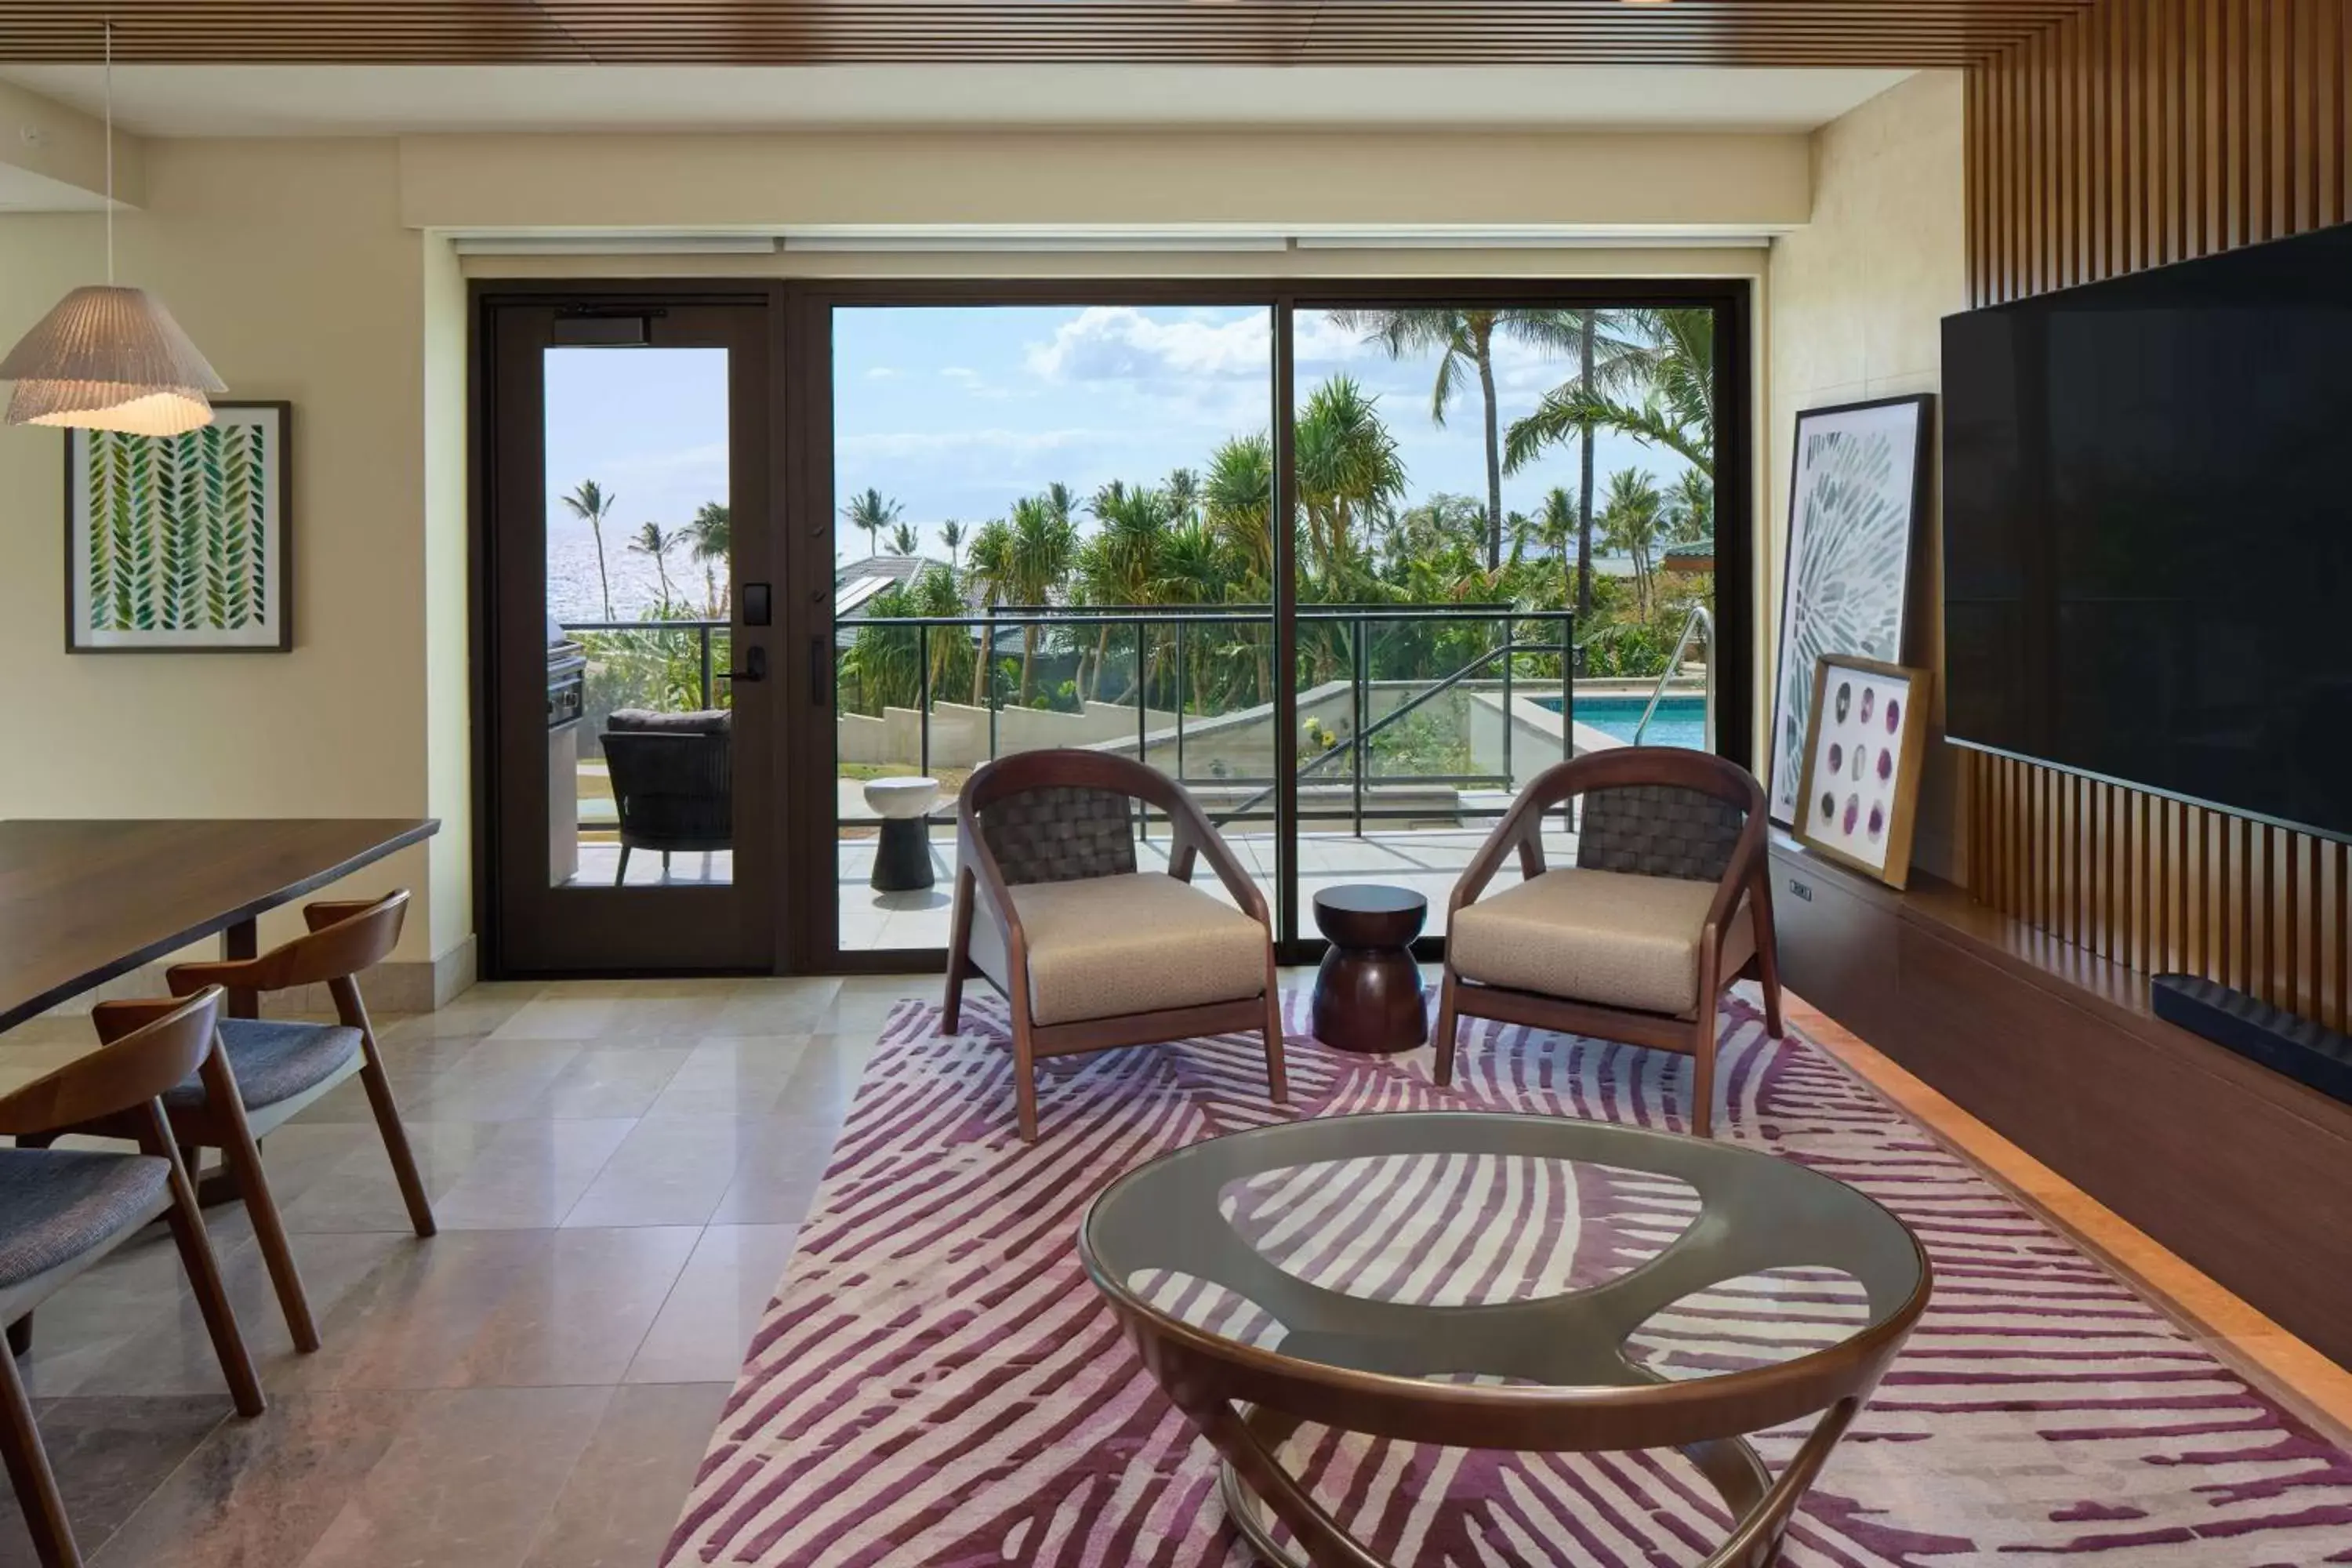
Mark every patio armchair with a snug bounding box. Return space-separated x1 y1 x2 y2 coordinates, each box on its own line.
942 750 1287 1142
601 707 732 884
1433 747 1783 1138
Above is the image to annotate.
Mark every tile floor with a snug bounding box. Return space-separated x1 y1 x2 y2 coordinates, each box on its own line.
0 975 2345 1566
0 975 909 1568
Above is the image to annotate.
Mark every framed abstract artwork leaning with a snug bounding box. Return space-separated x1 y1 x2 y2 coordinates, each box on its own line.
1795 655 1933 888
64 401 292 653
1766 394 1933 827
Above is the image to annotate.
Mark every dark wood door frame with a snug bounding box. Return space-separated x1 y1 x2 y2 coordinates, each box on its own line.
470 280 789 978
473 274 1755 978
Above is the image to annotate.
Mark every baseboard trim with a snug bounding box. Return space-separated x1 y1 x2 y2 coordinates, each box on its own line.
38 935 479 1020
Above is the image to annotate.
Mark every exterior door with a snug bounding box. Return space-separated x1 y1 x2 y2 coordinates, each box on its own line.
480 289 781 973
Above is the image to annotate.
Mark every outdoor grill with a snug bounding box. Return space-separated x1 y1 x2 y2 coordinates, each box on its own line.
548 617 587 884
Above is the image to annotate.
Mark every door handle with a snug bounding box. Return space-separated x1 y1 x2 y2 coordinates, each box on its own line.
809 637 831 707
719 645 768 683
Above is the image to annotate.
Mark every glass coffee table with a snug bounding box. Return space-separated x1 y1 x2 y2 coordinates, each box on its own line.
1079 1112 1930 1568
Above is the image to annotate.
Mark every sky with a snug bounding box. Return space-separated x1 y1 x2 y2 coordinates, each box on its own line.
543 305 1693 619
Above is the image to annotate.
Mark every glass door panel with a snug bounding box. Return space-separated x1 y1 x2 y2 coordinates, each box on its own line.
824 303 1280 958
485 296 777 974
1288 303 1719 935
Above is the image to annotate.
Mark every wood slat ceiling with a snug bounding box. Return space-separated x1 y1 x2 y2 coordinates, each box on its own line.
0 2 2103 69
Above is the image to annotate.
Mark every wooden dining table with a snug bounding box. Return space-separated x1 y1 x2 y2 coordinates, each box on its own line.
0 819 439 1033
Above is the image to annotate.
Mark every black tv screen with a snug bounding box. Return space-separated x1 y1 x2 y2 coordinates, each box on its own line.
1942 222 2352 842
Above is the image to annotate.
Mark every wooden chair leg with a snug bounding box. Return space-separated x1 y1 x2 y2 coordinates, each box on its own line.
614 844 631 887
1261 956 1289 1106
942 868 974 1033
1691 946 1722 1140
1432 968 1461 1086
205 1098 320 1354
333 978 436 1240
1010 996 1039 1143
137 1105 264 1419
1752 891 1786 1039
0 1330 76 1568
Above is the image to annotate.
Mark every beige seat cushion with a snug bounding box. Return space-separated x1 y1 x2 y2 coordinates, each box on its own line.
1451 867 1752 1018
972 873 1269 1027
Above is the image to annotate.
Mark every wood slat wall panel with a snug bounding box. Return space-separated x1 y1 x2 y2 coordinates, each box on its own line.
1962 0 2352 1033
0 0 2106 67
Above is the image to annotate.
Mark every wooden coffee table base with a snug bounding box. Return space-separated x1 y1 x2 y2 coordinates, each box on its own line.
1207 1399 1860 1568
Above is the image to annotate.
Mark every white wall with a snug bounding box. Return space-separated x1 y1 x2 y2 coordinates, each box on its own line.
1765 72 1968 876
0 115 1812 987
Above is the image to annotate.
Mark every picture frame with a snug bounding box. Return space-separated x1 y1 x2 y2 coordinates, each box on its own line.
65 401 293 653
1794 655 1933 888
1766 393 1933 827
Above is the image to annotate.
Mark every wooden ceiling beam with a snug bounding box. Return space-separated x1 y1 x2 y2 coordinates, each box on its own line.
0 1 2102 69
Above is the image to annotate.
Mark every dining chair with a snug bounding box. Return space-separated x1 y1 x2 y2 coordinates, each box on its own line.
31 892 435 1354
1432 747 1782 1138
942 749 1287 1142
0 986 264 1568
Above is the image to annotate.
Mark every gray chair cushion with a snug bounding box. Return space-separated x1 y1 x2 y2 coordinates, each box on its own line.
0 1148 170 1290
608 707 731 735
165 1018 364 1112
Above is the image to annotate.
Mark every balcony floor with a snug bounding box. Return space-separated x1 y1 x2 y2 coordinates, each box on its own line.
838 826 1577 953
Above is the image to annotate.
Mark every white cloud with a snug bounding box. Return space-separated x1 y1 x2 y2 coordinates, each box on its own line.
864 366 900 380
1025 306 1273 383
837 427 1109 461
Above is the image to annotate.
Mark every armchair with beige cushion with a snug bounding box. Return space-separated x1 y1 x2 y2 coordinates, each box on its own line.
1434 747 1782 1138
943 750 1287 1142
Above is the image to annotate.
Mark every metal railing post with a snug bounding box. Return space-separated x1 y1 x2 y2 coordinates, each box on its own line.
917 622 932 779
1174 618 1186 784
1501 612 1515 793
986 606 1000 762
1352 612 1367 838
1135 616 1149 843
699 626 713 710
1559 610 1573 765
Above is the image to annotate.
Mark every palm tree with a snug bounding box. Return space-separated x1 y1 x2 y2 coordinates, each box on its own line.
1201 435 1275 703
1152 522 1234 708
961 519 1015 704
938 519 966 573
1663 469 1714 546
842 487 903 561
886 521 919 557
1004 492 1078 702
1512 486 1581 597
686 500 730 616
1294 376 1406 583
561 479 618 620
1599 469 1666 615
1078 481 1174 701
1506 307 1718 476
628 521 684 609
1327 308 1584 570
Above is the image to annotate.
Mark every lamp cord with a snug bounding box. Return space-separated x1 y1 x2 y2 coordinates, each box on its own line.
103 19 113 284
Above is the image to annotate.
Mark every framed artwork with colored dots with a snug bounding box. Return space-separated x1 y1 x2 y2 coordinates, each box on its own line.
1793 654 1933 888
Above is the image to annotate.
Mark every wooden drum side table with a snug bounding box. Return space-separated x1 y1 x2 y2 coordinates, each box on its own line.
1309 885 1428 1055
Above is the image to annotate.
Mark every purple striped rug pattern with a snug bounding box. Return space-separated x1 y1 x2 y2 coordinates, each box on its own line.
666 993 2352 1567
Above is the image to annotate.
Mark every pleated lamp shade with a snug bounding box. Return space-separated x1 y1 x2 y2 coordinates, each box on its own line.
0 284 227 437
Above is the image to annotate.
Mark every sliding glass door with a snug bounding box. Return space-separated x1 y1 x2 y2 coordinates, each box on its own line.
800 281 1748 969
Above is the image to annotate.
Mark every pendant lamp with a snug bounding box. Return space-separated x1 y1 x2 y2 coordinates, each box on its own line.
0 24 223 436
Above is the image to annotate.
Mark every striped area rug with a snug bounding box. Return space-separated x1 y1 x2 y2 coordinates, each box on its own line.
665 993 2352 1567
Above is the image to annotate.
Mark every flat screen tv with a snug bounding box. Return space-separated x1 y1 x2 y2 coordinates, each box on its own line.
1941 221 2352 842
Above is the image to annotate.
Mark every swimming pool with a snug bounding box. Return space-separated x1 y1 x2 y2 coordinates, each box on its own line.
1537 693 1710 750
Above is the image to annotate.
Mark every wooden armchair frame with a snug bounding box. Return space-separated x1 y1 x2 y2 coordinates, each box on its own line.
1433 749 1783 1138
942 750 1287 1142
0 987 263 1567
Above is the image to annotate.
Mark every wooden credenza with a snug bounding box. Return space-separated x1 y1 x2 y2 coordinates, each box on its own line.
1769 836 2352 1368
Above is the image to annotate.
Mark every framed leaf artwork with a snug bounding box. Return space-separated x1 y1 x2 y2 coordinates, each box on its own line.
1765 394 1933 827
65 401 292 653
